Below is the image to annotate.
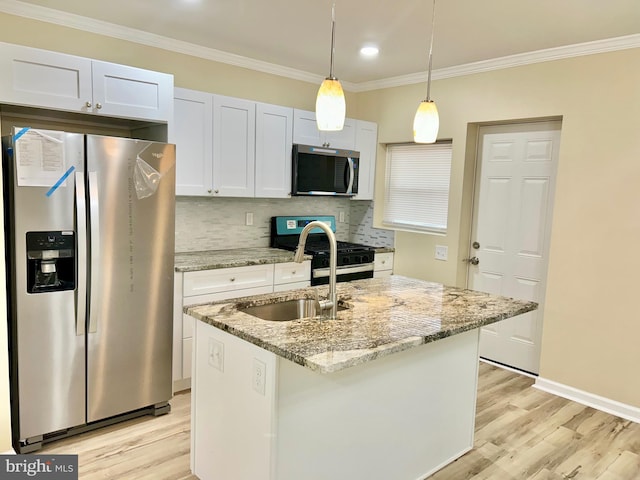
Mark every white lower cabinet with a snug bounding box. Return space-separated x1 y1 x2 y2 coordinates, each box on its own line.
173 261 310 391
374 252 394 278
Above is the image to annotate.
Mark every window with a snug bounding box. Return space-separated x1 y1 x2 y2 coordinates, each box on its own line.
383 142 452 234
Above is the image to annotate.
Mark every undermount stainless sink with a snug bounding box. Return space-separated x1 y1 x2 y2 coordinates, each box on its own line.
239 299 347 321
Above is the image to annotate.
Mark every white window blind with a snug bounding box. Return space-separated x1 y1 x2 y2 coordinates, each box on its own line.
383 142 452 234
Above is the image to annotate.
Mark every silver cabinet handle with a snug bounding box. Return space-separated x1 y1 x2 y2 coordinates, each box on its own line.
88 171 101 333
207 189 212 194
85 101 92 108
292 270 296 275
75 172 87 336
95 103 102 110
230 277 236 282
464 257 480 265
214 189 219 194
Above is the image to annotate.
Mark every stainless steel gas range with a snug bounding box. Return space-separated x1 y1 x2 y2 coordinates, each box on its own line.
270 215 375 286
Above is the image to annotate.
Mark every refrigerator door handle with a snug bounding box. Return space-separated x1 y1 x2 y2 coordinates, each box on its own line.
88 171 101 334
75 172 87 336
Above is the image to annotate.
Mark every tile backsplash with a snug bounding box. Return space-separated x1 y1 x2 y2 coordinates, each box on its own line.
175 197 394 252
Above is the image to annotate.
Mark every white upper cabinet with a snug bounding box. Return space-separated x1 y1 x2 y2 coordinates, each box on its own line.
91 61 173 122
173 88 213 196
293 109 356 150
173 89 294 198
0 42 173 122
212 95 256 197
255 103 293 198
353 120 378 200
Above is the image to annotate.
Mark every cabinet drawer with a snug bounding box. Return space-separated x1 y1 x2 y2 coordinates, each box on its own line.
374 252 394 272
183 264 274 297
274 261 311 285
273 281 310 293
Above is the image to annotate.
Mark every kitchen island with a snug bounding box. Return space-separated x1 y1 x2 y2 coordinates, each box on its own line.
185 275 537 480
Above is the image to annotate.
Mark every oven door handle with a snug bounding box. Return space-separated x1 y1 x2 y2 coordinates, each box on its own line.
313 263 374 279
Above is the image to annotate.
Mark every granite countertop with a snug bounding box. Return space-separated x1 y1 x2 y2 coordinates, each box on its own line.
185 275 537 374
175 247 311 272
373 246 395 253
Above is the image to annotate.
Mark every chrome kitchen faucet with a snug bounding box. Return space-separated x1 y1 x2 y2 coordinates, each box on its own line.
293 221 338 319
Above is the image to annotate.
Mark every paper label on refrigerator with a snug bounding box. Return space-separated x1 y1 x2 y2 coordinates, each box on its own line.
15 129 67 188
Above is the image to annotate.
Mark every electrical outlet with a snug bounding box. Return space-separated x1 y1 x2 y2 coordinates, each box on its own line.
208 338 224 371
339 211 345 223
245 212 254 226
252 358 266 395
435 245 448 261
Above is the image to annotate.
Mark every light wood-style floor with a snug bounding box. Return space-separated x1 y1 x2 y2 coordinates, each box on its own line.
41 363 640 479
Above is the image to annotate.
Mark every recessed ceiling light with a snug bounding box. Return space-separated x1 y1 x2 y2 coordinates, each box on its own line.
360 46 379 58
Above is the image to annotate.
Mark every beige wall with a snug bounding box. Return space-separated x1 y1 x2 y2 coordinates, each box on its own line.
360 48 640 407
0 11 638 450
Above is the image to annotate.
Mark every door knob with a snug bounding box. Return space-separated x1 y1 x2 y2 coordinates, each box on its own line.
464 257 480 265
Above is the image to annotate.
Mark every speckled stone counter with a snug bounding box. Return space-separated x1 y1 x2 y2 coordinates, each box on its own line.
185 275 537 373
175 247 310 272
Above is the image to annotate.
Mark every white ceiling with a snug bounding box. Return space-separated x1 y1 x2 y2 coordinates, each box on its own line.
4 0 640 85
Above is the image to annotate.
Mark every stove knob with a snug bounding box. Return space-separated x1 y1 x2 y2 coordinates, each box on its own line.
354 255 361 263
343 257 350 265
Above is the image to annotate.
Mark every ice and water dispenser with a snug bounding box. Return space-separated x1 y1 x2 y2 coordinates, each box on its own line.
26 231 75 293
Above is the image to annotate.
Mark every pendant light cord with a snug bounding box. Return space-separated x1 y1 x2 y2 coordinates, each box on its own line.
329 2 337 80
426 0 436 101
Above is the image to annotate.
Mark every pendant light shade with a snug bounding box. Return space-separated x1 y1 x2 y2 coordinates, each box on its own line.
316 3 346 131
413 100 439 143
316 78 345 131
413 0 439 144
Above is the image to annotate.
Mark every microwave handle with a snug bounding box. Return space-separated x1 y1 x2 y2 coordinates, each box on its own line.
345 157 355 195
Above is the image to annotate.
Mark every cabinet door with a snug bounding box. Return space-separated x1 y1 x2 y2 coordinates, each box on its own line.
293 109 323 146
255 103 293 198
213 95 256 197
293 109 356 149
0 43 93 112
174 88 213 196
353 120 378 200
91 60 173 122
324 118 356 150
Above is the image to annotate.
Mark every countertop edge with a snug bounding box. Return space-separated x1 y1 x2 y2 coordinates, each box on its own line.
185 295 537 374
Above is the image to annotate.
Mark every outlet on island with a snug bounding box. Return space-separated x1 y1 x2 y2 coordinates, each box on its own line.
208 338 224 371
252 358 266 395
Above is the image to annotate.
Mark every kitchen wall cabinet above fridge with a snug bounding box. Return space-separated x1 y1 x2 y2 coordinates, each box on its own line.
172 90 378 200
0 42 173 123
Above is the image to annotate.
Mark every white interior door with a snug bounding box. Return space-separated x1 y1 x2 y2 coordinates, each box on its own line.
468 121 561 374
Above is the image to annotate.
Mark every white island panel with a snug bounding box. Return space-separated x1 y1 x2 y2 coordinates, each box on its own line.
192 319 480 480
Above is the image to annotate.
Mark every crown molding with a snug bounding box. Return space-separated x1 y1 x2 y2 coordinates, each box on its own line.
352 34 640 92
0 0 637 93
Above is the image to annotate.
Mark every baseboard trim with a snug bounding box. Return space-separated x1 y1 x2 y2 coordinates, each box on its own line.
534 377 640 424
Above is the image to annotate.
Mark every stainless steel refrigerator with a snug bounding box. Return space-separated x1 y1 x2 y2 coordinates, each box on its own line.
2 127 175 453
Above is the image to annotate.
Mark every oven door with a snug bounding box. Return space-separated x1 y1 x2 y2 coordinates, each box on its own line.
311 263 374 286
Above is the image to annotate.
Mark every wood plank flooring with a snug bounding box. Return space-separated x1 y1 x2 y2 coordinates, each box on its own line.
40 362 640 479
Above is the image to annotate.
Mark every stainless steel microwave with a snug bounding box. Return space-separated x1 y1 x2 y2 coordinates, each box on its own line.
291 144 360 196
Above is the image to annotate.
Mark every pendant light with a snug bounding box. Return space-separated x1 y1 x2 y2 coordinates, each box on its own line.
316 2 346 131
413 0 439 143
